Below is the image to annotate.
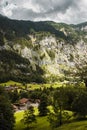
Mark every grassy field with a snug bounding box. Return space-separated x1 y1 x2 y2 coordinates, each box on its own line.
0 80 63 90
14 109 50 130
14 110 87 130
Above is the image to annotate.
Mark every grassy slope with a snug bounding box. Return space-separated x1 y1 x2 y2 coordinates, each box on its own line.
14 109 50 130
14 111 87 130
0 80 22 86
14 111 25 130
55 120 87 130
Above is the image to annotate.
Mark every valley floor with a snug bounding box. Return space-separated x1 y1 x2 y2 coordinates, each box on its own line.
1 80 87 130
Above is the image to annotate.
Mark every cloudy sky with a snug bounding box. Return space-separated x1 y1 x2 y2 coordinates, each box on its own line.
0 0 87 24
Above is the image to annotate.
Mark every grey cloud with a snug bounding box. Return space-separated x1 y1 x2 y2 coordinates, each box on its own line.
30 0 77 13
11 7 47 21
12 8 39 20
0 0 87 24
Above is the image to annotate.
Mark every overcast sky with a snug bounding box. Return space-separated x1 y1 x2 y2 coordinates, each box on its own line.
0 0 87 24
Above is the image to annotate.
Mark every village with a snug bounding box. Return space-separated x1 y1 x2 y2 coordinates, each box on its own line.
5 84 40 112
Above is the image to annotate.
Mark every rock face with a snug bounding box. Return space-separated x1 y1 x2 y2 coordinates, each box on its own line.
0 15 87 83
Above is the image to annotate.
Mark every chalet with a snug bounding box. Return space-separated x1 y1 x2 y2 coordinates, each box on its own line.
12 98 40 111
19 98 30 110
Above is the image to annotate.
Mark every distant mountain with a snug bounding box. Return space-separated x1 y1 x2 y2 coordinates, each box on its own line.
0 15 87 83
75 22 87 31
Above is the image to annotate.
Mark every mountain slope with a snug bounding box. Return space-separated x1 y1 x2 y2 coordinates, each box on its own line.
0 15 87 83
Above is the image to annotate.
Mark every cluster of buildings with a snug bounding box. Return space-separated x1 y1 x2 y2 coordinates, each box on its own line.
12 98 40 112
5 85 40 112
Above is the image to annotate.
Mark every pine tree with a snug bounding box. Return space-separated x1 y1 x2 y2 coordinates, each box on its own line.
38 94 48 116
23 106 36 128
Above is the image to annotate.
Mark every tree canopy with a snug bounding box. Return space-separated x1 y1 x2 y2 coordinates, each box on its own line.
0 87 15 130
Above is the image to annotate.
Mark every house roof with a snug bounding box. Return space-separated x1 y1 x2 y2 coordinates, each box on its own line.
19 98 29 104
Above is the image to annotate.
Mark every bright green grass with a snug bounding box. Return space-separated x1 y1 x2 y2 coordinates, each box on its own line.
0 80 22 86
14 109 87 130
0 80 63 90
14 108 50 130
14 107 39 130
55 120 87 130
14 111 50 130
0 80 84 90
14 111 87 130
32 116 50 130
27 82 63 90
14 111 25 130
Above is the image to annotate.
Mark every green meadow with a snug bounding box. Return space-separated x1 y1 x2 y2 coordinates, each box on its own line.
0 80 63 90
14 110 87 130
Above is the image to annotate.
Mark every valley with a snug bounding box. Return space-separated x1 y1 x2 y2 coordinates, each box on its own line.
0 14 87 130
